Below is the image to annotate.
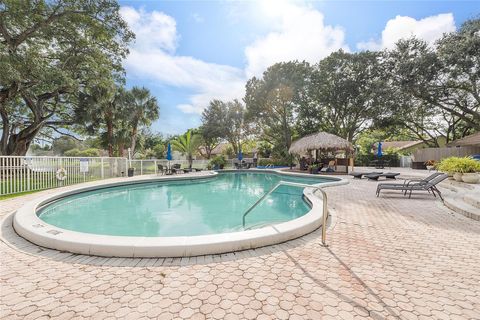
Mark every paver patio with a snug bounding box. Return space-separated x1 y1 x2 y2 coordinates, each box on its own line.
1 175 479 319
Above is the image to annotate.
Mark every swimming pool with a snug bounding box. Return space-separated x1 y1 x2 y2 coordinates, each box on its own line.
14 170 347 257
37 172 332 237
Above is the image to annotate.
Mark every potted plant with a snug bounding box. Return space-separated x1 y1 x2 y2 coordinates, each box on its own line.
437 157 457 179
424 160 436 171
457 157 480 184
438 157 480 183
209 155 226 170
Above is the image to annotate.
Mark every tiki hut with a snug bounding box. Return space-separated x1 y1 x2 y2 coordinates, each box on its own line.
289 132 354 174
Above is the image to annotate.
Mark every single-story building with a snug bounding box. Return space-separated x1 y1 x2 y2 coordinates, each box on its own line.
447 131 480 147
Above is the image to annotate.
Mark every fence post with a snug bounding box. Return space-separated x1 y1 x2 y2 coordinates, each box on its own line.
26 158 31 191
101 158 104 179
140 160 143 175
154 160 157 174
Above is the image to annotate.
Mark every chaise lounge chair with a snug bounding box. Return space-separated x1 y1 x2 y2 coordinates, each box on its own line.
376 173 448 200
377 172 443 188
349 171 383 179
365 172 400 180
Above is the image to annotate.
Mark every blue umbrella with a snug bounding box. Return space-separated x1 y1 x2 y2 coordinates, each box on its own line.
377 142 383 157
166 143 172 173
237 149 243 161
166 143 172 160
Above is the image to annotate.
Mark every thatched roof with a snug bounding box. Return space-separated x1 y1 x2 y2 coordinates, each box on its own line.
289 132 353 154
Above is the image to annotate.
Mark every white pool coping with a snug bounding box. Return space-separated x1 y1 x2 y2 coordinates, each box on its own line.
14 169 348 257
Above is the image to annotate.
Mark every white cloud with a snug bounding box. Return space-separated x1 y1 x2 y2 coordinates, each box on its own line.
357 13 456 51
120 7 178 53
244 1 349 77
121 2 351 120
120 7 245 116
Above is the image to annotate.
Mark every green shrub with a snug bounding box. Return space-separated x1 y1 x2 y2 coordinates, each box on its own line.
209 155 226 168
437 157 456 173
64 148 101 157
438 157 480 173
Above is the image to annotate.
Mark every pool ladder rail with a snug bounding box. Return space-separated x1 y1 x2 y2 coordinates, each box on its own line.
242 181 329 246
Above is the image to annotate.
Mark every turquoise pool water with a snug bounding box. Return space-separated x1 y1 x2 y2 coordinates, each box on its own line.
38 172 332 237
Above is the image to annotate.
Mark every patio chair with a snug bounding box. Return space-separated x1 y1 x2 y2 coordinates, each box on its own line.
171 163 182 174
157 164 166 175
376 173 448 200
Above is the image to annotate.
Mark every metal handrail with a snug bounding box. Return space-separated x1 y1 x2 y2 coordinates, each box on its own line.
242 181 329 246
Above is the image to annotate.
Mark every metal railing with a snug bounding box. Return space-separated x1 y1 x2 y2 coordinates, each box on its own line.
0 155 271 196
242 181 329 245
0 156 127 196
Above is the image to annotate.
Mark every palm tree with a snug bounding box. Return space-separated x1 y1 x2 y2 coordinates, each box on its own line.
77 85 127 157
127 86 160 155
171 130 202 170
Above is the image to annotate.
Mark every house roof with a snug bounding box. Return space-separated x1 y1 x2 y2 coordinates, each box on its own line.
198 142 230 155
447 132 480 147
374 140 424 151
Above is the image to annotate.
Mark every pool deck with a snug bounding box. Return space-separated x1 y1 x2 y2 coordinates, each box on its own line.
1 170 480 319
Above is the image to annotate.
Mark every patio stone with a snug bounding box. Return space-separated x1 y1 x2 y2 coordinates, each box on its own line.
1 173 480 319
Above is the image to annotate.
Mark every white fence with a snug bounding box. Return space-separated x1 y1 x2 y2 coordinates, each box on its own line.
0 156 269 196
0 156 128 196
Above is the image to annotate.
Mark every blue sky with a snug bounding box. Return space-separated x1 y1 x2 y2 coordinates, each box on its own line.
118 0 479 135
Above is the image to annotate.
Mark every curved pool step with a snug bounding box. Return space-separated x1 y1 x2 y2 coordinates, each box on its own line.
243 219 290 231
444 197 480 221
464 194 480 209
441 180 480 221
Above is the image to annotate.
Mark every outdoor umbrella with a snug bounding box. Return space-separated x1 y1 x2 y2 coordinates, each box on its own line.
237 149 243 168
166 143 172 173
377 142 383 157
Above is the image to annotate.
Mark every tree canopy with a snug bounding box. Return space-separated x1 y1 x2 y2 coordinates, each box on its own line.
0 0 134 155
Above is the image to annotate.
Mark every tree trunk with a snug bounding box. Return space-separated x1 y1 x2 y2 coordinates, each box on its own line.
5 125 42 155
118 143 125 158
130 121 138 155
0 106 9 155
105 116 114 157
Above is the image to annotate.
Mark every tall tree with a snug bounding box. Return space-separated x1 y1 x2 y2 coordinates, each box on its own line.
171 130 202 170
245 61 310 158
126 86 159 155
385 19 480 136
304 50 386 142
199 100 224 159
223 99 247 155
77 85 128 157
199 99 248 156
0 0 133 155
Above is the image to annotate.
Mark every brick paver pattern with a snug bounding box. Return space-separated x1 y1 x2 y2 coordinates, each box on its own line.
1 177 479 319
